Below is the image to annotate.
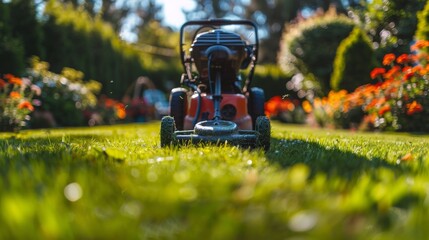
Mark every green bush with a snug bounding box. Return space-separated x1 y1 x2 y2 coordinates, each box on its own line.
27 58 101 127
331 27 375 92
251 64 292 99
278 8 355 95
416 0 429 42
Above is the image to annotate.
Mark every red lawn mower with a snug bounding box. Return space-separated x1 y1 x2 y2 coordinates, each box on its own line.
160 19 270 151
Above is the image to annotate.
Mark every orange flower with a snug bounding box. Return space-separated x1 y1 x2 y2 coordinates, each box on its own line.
370 68 386 79
384 66 401 79
9 91 21 99
406 101 423 115
8 76 22 86
400 153 413 161
382 53 396 66
378 104 391 115
396 54 409 64
116 108 126 119
18 101 34 111
302 100 313 113
411 40 429 51
412 65 426 75
279 100 295 112
115 103 126 119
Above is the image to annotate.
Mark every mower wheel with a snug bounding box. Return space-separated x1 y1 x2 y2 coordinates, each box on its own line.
170 88 188 130
248 87 265 128
160 116 176 147
255 116 271 151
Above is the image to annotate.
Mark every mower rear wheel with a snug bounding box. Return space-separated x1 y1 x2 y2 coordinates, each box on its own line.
255 116 271 151
248 87 265 128
160 116 176 147
169 88 188 130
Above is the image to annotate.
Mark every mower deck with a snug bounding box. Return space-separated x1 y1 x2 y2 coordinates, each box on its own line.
174 129 258 148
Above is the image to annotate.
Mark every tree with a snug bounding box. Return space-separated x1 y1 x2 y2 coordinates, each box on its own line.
245 0 372 63
354 0 426 57
99 0 130 33
8 0 44 59
54 0 130 33
0 1 26 74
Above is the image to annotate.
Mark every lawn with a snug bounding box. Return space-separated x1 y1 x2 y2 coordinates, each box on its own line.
1 121 429 239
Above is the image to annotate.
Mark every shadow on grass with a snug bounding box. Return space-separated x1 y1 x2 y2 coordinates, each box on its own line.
265 137 408 180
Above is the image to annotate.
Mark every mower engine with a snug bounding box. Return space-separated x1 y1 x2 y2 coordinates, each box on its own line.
160 19 271 151
190 29 249 93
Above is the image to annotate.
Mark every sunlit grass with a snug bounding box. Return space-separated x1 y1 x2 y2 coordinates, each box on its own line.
1 122 429 239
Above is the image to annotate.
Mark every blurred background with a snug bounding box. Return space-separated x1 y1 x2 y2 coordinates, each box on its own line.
0 0 428 131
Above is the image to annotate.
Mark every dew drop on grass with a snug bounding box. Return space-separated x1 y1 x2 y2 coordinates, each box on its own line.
64 182 82 202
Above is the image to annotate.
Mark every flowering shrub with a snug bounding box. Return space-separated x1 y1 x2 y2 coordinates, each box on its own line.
0 74 40 131
303 40 429 132
84 95 127 126
27 58 102 127
265 96 306 124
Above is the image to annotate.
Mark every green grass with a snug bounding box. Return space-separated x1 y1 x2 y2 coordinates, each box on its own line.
1 122 429 239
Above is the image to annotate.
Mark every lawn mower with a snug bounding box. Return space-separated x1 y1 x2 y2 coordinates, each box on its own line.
160 19 270 151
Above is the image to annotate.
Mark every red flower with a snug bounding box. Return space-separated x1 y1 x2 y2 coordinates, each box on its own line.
370 68 386 79
396 54 409 64
382 53 396 66
404 72 414 81
18 101 34 111
265 96 282 117
406 101 423 115
4 74 15 80
0 79 6 88
378 104 391 115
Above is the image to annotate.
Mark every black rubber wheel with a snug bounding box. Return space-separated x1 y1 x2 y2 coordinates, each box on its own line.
169 88 188 130
248 87 265 128
255 116 271 151
160 116 176 147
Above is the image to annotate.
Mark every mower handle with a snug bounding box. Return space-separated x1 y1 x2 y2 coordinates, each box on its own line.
179 19 259 66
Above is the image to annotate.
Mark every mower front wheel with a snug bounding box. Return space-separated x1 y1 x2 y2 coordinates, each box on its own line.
255 116 271 151
169 88 188 130
248 87 265 128
160 116 176 147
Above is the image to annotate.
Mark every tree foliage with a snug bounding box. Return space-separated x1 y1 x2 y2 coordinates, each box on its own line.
42 0 145 99
353 0 426 57
416 0 429 43
0 1 27 74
